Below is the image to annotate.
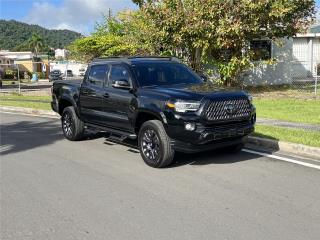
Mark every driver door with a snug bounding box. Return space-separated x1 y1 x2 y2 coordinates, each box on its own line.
101 64 134 131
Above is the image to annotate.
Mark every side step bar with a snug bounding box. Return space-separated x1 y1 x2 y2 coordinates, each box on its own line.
84 123 137 140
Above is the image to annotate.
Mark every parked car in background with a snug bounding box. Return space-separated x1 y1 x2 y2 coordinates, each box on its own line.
79 68 86 76
62 70 73 80
49 69 62 81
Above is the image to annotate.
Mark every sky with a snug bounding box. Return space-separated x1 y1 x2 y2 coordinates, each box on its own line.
0 0 319 35
0 0 137 34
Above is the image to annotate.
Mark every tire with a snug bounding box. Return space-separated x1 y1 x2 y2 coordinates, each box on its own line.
61 106 84 141
138 120 175 168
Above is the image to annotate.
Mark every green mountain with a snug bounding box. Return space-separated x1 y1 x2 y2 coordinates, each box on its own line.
310 25 320 33
0 20 82 51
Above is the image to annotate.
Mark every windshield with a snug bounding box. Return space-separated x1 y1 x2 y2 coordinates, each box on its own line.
133 62 203 87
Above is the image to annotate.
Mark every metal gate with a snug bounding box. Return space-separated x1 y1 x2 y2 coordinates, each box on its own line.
292 36 319 94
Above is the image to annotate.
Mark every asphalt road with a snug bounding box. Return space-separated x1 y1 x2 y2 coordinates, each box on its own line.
1 112 320 240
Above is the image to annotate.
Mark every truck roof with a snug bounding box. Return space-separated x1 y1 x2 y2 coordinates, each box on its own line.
91 56 181 65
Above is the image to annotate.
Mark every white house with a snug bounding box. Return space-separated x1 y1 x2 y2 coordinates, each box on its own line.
55 49 69 59
0 53 14 70
243 25 320 85
0 51 34 73
0 51 34 61
244 39 293 85
292 33 320 79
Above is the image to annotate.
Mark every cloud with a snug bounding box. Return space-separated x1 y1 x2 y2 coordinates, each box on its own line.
24 0 137 34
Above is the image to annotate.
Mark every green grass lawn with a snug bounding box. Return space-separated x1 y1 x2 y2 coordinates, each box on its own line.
0 94 51 101
0 94 51 110
254 98 320 125
254 125 320 148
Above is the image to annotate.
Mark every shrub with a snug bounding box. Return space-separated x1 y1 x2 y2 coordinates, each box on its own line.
23 71 32 79
4 69 18 79
35 72 46 79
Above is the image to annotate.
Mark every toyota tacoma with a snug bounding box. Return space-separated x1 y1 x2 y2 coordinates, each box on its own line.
51 57 256 168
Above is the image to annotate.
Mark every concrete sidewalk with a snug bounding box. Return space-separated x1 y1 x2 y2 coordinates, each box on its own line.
257 118 320 132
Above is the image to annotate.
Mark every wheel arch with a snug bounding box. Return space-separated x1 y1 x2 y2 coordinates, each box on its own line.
134 110 164 134
58 96 78 116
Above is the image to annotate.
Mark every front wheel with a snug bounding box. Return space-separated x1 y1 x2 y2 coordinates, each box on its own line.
138 120 175 168
61 106 84 141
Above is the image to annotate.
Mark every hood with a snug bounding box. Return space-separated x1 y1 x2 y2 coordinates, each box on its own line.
141 82 248 101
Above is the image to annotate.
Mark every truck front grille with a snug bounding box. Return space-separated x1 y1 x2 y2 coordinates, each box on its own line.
204 98 251 121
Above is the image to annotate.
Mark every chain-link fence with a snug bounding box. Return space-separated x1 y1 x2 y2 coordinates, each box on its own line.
1 59 319 98
0 63 23 94
0 62 51 95
291 61 319 95
238 59 319 98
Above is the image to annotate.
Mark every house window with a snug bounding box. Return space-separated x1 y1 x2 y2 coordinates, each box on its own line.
7 60 10 64
250 40 272 61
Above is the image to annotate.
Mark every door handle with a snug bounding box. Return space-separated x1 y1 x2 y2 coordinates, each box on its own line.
103 93 109 98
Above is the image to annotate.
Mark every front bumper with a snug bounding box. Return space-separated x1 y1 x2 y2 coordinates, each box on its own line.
172 136 246 153
163 108 256 153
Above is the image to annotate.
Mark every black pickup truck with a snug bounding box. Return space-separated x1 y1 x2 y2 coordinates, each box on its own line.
51 57 256 168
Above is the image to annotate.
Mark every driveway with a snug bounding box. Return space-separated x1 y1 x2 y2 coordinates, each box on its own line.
1 112 320 240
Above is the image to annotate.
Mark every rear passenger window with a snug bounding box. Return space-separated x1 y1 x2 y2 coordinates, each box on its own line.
88 65 108 86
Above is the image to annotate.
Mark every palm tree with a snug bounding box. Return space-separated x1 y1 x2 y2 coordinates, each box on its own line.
28 33 44 57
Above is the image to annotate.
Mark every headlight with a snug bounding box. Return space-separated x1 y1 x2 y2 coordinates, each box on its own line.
248 95 253 104
166 100 201 113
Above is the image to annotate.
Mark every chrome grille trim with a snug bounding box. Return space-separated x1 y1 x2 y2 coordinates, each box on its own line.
204 98 251 121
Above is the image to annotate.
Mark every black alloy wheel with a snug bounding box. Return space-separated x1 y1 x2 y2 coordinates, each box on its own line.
62 110 74 138
61 106 84 141
141 129 161 163
138 120 175 168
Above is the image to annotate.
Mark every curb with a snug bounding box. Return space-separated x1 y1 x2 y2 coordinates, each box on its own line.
1 106 320 160
247 136 320 160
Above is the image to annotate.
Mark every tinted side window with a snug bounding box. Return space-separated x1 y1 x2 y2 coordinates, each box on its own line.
109 65 130 84
88 65 108 86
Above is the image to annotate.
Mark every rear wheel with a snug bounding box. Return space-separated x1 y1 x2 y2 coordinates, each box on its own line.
138 120 175 168
61 106 84 141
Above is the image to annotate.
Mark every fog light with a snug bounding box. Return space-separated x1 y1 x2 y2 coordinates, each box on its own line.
185 122 196 131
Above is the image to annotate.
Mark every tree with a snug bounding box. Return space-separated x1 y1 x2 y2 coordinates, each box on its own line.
28 33 44 56
68 10 155 61
134 0 315 85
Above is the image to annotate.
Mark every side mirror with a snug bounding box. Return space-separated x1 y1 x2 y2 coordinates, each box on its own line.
199 73 208 82
112 79 131 89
